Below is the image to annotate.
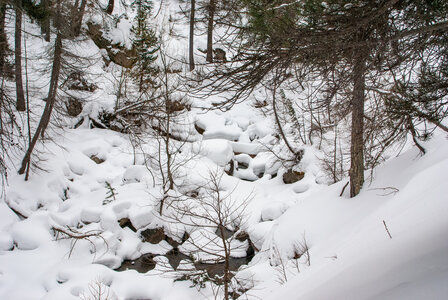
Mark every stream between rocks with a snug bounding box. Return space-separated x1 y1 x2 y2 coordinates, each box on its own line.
115 225 254 277
116 249 252 278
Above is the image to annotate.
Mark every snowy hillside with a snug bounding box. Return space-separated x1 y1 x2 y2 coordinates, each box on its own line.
1 0 448 299
1 103 447 299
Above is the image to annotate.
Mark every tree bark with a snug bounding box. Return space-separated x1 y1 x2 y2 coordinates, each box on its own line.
106 0 114 15
349 47 367 197
15 0 26 111
0 2 8 73
72 0 87 36
41 0 50 42
18 33 63 178
189 0 195 71
206 0 215 63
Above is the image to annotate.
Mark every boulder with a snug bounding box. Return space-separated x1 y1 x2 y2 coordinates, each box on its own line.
118 218 137 232
141 227 165 244
90 154 104 164
66 98 83 117
86 22 137 69
283 170 305 184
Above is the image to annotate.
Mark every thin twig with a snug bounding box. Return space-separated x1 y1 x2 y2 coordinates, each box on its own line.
339 181 349 197
382 220 392 239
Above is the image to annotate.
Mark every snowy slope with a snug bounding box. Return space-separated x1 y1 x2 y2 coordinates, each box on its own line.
1 0 448 299
241 134 448 300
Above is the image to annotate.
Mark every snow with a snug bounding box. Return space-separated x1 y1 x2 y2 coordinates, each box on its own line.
1 1 447 299
260 202 288 222
195 139 233 167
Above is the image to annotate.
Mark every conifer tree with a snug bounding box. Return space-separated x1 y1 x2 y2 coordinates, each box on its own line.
131 0 158 92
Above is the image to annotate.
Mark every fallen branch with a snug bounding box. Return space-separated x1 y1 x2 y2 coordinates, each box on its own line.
368 187 399 196
52 225 107 258
4 198 29 219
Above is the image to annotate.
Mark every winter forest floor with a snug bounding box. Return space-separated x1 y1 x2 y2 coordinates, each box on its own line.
1 0 448 299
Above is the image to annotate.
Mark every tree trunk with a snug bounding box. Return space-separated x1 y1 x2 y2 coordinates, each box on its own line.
218 224 230 300
349 47 367 197
106 0 114 15
41 0 50 42
15 0 26 111
189 0 195 71
18 33 63 178
72 0 87 36
206 0 215 63
0 2 8 73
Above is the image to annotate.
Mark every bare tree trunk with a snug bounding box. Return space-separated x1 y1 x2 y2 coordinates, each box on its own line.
70 0 85 37
0 2 8 73
407 118 425 154
163 57 174 191
41 0 50 42
206 0 215 63
429 119 448 133
105 0 114 14
15 0 25 111
349 47 367 197
189 0 195 71
219 224 230 300
272 85 296 155
18 33 63 178
74 0 87 36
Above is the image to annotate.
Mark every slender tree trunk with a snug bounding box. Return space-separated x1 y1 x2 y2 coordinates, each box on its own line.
429 119 448 133
72 0 87 36
70 0 79 36
106 0 114 14
407 118 425 154
0 2 8 73
18 33 63 177
163 58 174 191
350 49 367 197
218 213 230 300
189 0 195 71
41 0 50 42
15 0 25 111
272 84 296 155
349 47 367 197
206 0 215 63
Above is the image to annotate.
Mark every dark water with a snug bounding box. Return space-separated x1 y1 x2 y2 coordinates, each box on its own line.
116 253 156 273
116 249 252 277
194 256 252 278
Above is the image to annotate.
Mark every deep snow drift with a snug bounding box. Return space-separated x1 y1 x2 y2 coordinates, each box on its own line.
1 114 447 300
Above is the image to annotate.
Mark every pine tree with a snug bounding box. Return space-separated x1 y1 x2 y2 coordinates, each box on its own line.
131 0 158 92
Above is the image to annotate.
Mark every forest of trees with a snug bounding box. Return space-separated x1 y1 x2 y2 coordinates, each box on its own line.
1 0 447 196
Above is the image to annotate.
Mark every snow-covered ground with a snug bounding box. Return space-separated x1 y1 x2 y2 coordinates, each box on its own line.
1 105 447 299
1 0 448 299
